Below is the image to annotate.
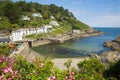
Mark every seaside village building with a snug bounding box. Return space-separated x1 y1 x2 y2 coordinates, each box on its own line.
32 13 42 18
10 25 53 42
11 13 59 42
22 15 30 20
0 34 11 44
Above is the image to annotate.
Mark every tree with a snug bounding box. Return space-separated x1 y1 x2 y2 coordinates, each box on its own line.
4 2 22 23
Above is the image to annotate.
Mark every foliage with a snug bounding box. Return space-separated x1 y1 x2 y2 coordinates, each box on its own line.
104 60 120 80
77 58 106 80
3 2 22 23
0 54 75 80
0 55 20 80
0 0 90 33
25 34 35 39
1 49 120 80
1 42 119 80
0 44 12 56
64 59 72 72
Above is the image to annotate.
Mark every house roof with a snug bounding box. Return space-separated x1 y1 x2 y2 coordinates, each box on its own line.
0 38 11 42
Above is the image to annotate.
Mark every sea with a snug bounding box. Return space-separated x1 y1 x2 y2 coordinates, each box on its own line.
32 27 120 58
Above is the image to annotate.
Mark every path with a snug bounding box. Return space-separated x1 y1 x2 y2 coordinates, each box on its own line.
52 57 89 70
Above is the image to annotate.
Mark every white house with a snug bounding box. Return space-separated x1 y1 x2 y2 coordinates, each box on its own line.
11 25 53 42
50 16 55 19
43 25 53 29
49 21 59 26
73 30 81 34
22 15 30 20
32 13 42 18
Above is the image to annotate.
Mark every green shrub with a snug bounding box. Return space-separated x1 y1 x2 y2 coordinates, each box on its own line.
77 58 106 80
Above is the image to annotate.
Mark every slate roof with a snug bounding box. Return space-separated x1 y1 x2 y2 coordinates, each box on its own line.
0 38 11 43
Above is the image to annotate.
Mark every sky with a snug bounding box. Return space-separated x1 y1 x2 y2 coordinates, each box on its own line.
14 0 120 27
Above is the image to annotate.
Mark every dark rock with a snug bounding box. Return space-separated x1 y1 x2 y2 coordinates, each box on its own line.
104 36 120 51
115 36 120 43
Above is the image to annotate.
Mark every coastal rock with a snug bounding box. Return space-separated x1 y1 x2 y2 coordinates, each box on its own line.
101 51 120 62
115 36 120 42
104 36 120 51
89 54 100 58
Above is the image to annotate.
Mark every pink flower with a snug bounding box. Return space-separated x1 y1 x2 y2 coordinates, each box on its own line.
11 74 15 78
2 68 9 73
6 57 14 66
39 63 44 68
31 59 35 63
69 75 74 79
65 72 75 80
8 77 12 80
70 72 74 76
2 66 13 74
0 56 4 63
48 76 56 80
8 66 13 74
0 59 2 63
11 71 18 78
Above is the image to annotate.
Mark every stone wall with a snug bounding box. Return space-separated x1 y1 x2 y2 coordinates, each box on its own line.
10 42 31 58
18 42 31 58
32 40 51 47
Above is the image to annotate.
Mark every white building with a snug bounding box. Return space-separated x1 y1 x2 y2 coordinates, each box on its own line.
73 30 81 34
49 21 59 26
11 25 53 42
32 13 42 18
50 16 55 19
22 15 30 20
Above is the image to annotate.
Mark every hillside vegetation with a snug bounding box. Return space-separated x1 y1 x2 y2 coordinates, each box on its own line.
0 1 90 34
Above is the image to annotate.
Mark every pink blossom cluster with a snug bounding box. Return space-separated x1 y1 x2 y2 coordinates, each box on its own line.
0 56 14 66
39 62 44 68
48 76 56 80
0 56 17 80
31 59 44 68
0 55 5 63
65 72 75 80
1 66 18 80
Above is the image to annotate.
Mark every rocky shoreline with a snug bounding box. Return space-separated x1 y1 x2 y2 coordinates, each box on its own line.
100 36 120 62
104 36 120 51
49 30 104 44
32 30 104 47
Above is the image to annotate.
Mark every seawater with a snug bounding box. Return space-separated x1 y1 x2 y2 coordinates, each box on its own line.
32 27 120 58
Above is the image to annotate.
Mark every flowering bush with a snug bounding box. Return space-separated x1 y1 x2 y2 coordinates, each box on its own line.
0 54 76 80
0 55 19 80
76 58 106 80
0 54 109 80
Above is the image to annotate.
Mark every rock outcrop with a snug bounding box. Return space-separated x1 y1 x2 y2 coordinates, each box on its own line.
102 36 120 62
101 51 120 62
104 36 120 51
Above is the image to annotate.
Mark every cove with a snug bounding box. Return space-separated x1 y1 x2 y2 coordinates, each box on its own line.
32 27 120 58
